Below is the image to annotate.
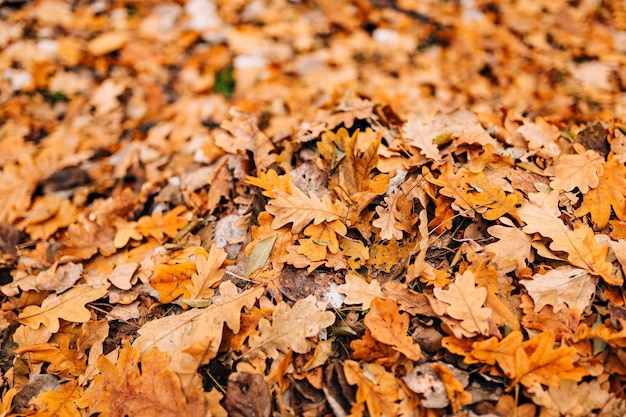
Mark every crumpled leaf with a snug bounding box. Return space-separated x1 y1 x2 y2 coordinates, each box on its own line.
344 360 399 417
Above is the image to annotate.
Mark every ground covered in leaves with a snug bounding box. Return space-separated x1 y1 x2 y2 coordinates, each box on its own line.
1 0 626 416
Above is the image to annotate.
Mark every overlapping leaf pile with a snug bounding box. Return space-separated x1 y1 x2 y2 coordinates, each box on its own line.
1 0 626 416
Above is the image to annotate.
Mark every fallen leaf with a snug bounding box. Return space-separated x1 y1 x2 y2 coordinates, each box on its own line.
19 284 110 333
363 298 422 360
433 270 492 336
248 296 335 358
76 342 207 416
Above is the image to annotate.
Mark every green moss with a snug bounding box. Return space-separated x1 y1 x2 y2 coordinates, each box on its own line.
213 65 235 98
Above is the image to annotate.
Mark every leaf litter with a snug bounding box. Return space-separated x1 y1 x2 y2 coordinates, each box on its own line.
1 0 626 416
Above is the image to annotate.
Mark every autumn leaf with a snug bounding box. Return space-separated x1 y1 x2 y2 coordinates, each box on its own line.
433 270 492 336
432 363 472 413
19 283 110 333
485 225 534 273
546 143 604 193
266 185 347 233
246 168 292 198
520 266 595 315
77 342 207 416
575 157 626 228
372 189 404 240
549 224 615 284
185 245 227 300
136 206 188 242
527 380 610 417
31 379 84 417
344 360 400 417
511 331 588 388
363 298 422 360
149 261 197 304
337 272 383 310
248 295 335 358
133 282 264 387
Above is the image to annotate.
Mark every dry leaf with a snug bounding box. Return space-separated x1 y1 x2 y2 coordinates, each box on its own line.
433 270 492 336
248 296 335 358
363 298 422 360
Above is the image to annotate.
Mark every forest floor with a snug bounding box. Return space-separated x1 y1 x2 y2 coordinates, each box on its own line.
1 0 626 416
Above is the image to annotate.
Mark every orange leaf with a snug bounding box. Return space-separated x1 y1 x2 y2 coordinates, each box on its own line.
433 270 492 336
150 261 197 304
511 331 588 389
76 342 207 416
136 206 188 242
344 360 399 417
363 298 422 360
576 157 626 228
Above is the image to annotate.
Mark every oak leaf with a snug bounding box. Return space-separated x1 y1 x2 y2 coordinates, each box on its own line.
134 282 264 387
18 283 109 333
575 157 626 228
15 337 87 379
336 272 382 310
266 186 347 233
549 224 615 284
546 143 603 194
77 342 207 417
433 270 492 336
372 189 404 240
485 225 534 273
520 266 595 314
432 363 472 413
136 206 188 242
186 245 227 300
246 168 292 198
511 331 588 388
31 379 83 417
527 380 610 417
363 298 422 360
344 360 399 417
297 219 346 261
248 295 335 358
149 261 196 304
